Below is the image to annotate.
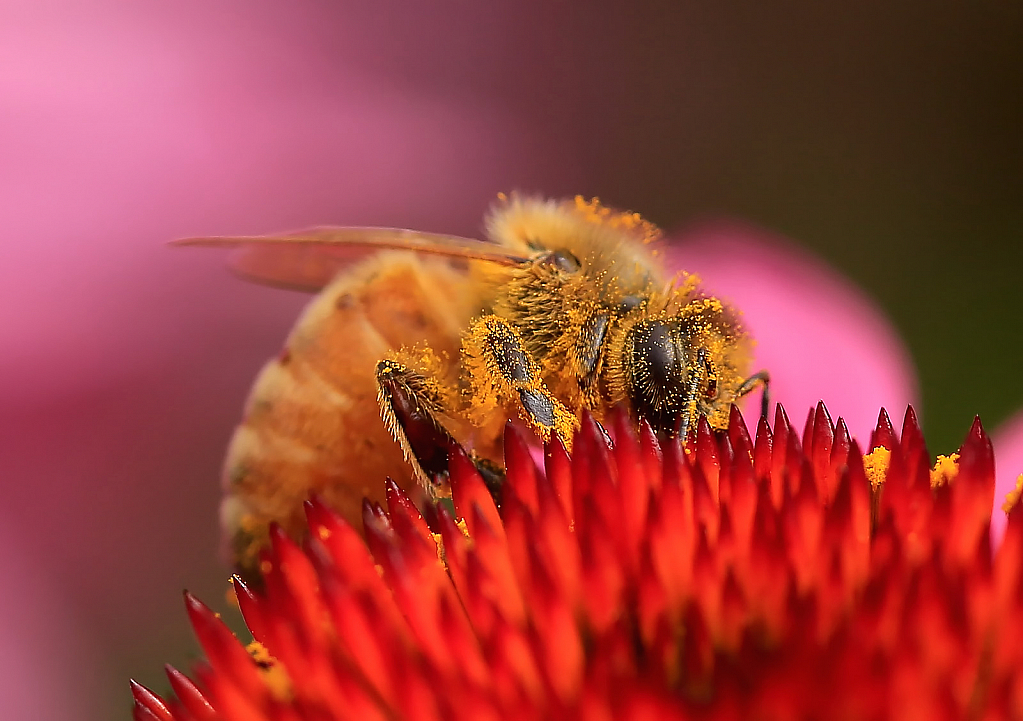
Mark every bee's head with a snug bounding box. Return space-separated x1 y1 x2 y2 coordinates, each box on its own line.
613 298 752 438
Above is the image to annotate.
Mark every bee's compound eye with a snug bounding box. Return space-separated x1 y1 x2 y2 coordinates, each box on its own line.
539 250 581 273
627 319 686 434
632 320 680 388
617 295 643 313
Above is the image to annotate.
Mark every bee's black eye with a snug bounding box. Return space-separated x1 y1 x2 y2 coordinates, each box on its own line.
635 321 678 389
617 295 643 313
626 320 685 433
539 250 580 273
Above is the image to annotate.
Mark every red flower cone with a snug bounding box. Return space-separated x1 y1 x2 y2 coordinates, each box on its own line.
132 404 1023 720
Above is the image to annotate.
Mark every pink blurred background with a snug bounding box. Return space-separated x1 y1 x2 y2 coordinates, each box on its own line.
1 2 1020 719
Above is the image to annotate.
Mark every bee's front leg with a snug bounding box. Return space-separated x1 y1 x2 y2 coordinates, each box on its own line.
462 315 579 448
735 370 771 420
376 351 506 504
375 353 462 497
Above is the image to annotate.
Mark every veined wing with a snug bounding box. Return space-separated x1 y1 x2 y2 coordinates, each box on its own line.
174 226 528 292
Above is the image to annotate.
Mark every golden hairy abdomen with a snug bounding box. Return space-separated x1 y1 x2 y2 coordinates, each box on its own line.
221 252 482 571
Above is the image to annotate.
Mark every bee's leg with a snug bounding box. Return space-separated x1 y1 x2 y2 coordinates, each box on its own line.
735 370 771 419
377 354 507 505
463 315 579 447
678 348 709 441
573 310 611 404
376 355 463 497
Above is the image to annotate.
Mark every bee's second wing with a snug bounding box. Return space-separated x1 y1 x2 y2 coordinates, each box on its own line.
174 226 528 292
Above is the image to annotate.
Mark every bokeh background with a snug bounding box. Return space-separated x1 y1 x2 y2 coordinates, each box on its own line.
1 2 1020 719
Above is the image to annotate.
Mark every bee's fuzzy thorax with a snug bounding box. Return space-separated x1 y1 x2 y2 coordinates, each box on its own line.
485 193 665 295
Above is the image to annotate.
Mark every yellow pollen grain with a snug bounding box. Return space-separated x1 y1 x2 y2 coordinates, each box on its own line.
455 517 470 537
572 196 660 242
225 578 242 608
862 446 891 489
317 526 331 541
260 559 273 575
430 532 453 570
930 453 960 487
1003 474 1023 512
246 642 292 701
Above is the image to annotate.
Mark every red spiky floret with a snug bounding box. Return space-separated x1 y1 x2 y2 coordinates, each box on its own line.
132 404 1023 720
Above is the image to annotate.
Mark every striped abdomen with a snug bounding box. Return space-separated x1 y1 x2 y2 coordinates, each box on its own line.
221 252 483 573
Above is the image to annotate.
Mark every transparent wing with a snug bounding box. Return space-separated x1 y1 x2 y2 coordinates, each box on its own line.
174 226 528 292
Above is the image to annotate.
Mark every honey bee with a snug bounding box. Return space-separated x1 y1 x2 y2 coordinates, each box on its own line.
181 195 768 577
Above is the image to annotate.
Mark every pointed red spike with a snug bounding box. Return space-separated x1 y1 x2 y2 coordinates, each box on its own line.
870 407 898 452
843 438 873 549
130 679 174 721
545 436 574 521
500 489 534 591
573 410 615 523
362 507 399 569
959 416 995 484
726 430 757 555
638 418 663 493
691 460 719 545
504 422 540 515
811 401 835 497
901 405 927 459
436 502 471 588
361 498 392 537
183 591 265 701
771 406 792 503
802 405 817 455
753 415 773 485
385 478 433 545
784 421 804 498
578 511 626 634
267 526 325 646
716 431 735 506
164 665 216 721
832 418 852 467
826 459 853 535
132 704 168 721
994 496 1023 613
267 522 291 553
695 416 720 504
949 416 996 567
450 442 504 539
611 410 647 535
231 575 267 644
728 404 754 467
579 449 623 553
305 497 383 591
775 404 794 437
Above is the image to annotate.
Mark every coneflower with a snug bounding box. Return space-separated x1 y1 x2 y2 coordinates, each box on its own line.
131 404 1023 720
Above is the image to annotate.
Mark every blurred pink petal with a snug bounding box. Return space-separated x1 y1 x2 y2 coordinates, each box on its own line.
669 220 918 444
992 410 1023 542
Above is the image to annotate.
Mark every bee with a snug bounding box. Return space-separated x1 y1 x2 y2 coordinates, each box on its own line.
181 195 769 577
